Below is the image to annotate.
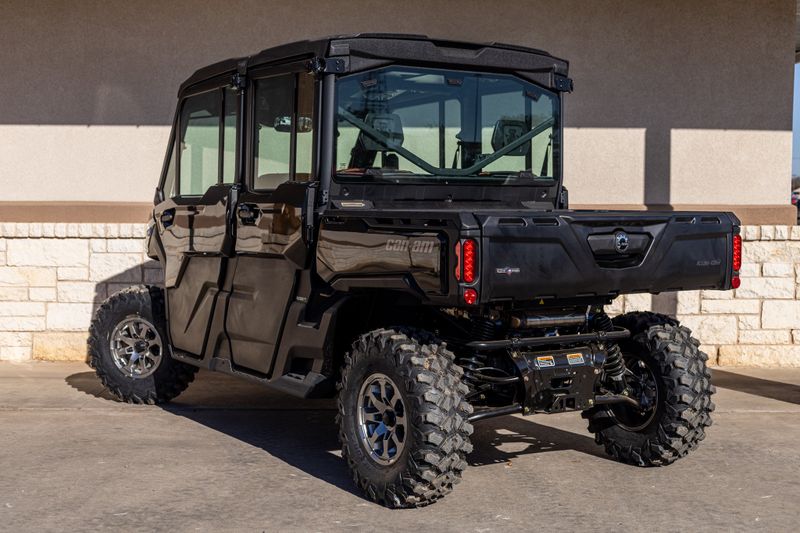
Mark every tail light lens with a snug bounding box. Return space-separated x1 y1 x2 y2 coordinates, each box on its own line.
732 234 742 271
454 241 462 281
463 288 478 305
462 239 477 283
731 233 742 290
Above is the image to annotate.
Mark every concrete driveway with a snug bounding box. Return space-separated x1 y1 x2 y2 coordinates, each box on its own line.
1 362 799 532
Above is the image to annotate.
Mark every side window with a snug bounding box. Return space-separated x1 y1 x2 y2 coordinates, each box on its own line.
162 141 177 199
253 72 316 190
222 88 238 184
295 72 315 181
254 75 293 190
179 91 221 196
175 87 239 197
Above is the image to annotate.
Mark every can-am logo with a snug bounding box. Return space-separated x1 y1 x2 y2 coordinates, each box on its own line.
614 231 630 253
385 239 436 254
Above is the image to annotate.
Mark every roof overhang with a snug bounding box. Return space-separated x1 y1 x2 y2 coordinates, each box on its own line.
179 34 569 96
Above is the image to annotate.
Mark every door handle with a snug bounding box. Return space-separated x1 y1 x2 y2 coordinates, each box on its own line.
237 203 260 225
160 209 176 228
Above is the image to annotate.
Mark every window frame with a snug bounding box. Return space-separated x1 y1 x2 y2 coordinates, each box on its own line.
158 75 242 202
331 65 561 186
246 61 319 193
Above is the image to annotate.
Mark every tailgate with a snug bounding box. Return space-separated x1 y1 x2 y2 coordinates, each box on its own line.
478 210 739 301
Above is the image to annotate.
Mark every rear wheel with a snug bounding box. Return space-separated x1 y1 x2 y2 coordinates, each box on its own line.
585 313 715 466
337 328 474 507
88 285 198 404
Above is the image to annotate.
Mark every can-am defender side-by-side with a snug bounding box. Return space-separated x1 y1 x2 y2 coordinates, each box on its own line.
89 35 736 508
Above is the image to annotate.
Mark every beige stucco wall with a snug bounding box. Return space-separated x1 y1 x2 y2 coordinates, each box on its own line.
0 0 795 219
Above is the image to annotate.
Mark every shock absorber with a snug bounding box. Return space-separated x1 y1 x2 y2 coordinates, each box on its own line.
594 312 627 391
604 343 626 390
458 352 488 390
470 317 497 341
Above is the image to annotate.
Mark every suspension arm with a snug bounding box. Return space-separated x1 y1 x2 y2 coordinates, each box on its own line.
593 393 641 408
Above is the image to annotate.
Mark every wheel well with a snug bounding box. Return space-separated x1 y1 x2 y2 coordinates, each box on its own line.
323 291 429 381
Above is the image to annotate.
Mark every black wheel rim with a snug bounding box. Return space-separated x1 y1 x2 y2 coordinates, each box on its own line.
357 373 407 465
608 356 659 431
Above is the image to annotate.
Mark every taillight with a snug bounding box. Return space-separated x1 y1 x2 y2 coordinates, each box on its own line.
454 241 462 281
455 238 478 304
463 288 478 305
732 234 742 271
731 233 742 289
463 239 477 283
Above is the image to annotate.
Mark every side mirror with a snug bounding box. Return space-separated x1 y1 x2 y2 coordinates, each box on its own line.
297 116 313 133
274 115 313 133
274 116 292 133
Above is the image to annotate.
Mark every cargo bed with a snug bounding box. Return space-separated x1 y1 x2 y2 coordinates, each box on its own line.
478 210 740 302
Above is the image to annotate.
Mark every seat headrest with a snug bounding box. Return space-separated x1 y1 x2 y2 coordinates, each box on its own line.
360 113 404 151
491 118 530 156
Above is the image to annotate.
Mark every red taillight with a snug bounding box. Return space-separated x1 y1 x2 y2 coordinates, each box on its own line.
463 239 477 283
731 276 741 289
463 288 478 305
732 234 742 272
454 241 462 281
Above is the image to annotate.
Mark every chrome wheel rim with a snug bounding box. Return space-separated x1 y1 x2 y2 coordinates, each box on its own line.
357 373 407 465
109 315 163 379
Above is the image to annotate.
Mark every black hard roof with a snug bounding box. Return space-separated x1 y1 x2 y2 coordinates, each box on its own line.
179 33 569 95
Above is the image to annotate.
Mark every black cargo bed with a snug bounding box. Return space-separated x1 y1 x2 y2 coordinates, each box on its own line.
478 210 739 302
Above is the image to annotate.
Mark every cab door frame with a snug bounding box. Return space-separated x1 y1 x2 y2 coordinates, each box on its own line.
224 59 321 377
152 73 244 360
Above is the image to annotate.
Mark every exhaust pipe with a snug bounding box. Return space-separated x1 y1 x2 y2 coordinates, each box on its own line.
510 312 587 329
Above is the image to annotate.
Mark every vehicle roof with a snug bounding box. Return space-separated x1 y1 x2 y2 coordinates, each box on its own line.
179 33 568 95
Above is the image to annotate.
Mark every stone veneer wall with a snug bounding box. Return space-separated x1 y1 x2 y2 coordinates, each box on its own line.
0 223 799 366
0 223 160 361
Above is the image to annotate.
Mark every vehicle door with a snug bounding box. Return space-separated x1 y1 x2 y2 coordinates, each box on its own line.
225 67 316 375
154 81 240 356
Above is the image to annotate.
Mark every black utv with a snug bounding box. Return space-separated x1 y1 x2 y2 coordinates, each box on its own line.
89 34 739 508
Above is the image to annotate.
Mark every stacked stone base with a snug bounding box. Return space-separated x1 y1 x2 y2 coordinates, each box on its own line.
1 223 799 366
0 223 159 362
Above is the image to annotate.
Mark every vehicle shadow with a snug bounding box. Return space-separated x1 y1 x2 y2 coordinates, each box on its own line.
65 369 609 498
712 369 800 405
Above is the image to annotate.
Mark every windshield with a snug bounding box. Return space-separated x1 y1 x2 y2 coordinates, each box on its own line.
334 66 560 185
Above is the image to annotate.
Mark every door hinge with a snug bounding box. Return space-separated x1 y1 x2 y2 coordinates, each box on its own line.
553 74 573 93
558 186 569 209
304 184 318 244
231 72 246 93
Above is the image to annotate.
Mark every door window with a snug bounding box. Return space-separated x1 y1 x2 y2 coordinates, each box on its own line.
179 91 221 196
253 72 316 190
295 72 315 181
175 88 239 197
162 142 177 199
222 88 238 184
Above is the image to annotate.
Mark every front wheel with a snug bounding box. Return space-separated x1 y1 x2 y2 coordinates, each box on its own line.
337 328 474 508
88 285 198 404
584 316 715 466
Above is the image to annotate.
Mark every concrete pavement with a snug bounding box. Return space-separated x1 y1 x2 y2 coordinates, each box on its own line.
1 362 799 532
